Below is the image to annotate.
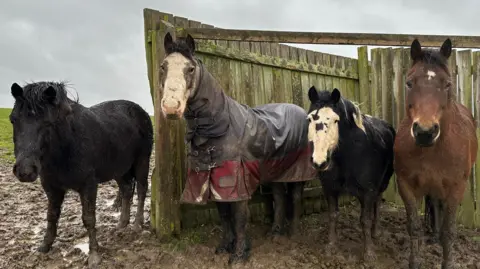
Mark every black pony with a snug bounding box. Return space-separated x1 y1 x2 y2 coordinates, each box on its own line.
306 86 395 262
9 81 153 268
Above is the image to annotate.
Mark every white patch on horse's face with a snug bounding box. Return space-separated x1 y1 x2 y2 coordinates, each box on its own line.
307 107 340 169
427 70 436 80
160 52 196 117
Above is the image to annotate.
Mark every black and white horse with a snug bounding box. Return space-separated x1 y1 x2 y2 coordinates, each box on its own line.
160 33 317 264
306 86 395 262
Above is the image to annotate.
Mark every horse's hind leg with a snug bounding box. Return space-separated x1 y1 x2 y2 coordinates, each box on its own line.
111 182 123 212
117 172 134 229
425 195 442 245
359 195 377 262
269 183 286 238
228 200 250 265
371 195 381 239
286 181 305 237
133 157 150 231
79 182 101 267
215 202 235 254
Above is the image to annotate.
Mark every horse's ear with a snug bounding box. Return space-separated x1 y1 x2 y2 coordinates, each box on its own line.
186 34 196 54
43 86 57 104
410 39 422 60
331 88 341 104
11 83 23 99
308 86 319 103
164 32 174 54
440 38 452 59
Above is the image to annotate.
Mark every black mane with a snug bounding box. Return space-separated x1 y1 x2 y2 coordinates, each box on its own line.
19 81 79 113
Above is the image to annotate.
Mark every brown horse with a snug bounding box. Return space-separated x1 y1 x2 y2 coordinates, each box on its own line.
394 38 478 269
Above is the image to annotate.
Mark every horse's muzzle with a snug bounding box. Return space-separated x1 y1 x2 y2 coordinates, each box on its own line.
13 161 39 183
412 122 440 147
311 156 331 171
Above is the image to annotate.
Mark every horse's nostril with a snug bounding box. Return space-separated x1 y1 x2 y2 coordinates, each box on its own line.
433 124 439 132
310 156 314 163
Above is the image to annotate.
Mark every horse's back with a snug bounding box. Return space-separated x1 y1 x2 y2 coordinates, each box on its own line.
251 103 309 153
87 99 153 155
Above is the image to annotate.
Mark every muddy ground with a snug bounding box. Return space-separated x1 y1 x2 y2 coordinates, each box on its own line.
1 155 480 269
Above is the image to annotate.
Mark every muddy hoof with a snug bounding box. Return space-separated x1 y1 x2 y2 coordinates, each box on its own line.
363 249 377 263
426 236 440 245
133 223 143 232
116 220 129 230
215 241 234 254
409 259 420 269
228 252 249 265
37 243 51 253
88 251 101 269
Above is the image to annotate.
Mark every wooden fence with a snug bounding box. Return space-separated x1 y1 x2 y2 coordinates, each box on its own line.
143 8 480 238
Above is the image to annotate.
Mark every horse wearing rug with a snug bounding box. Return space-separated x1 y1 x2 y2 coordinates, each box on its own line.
160 33 317 264
306 87 395 262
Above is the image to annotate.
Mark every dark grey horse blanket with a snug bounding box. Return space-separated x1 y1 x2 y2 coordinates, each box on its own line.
181 62 317 204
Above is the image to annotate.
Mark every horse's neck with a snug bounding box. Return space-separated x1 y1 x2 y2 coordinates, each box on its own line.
186 69 226 117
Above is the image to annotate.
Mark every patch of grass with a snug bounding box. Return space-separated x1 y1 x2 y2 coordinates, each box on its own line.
0 108 14 163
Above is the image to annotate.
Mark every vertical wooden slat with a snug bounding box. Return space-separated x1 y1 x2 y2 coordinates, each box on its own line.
447 49 458 100
330 55 341 90
306 50 318 98
323 54 334 91
251 42 266 106
370 49 382 117
228 39 241 102
240 41 254 106
271 43 285 103
290 47 303 107
381 48 394 123
473 51 480 226
357 46 370 115
280 45 293 103
314 53 326 93
298 49 311 110
261 43 274 104
457 49 475 227
392 48 406 129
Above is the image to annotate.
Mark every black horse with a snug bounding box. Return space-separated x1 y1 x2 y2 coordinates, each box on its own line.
159 33 317 264
306 86 395 262
9 81 153 268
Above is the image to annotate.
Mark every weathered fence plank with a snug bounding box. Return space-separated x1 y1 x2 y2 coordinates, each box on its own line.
474 52 480 226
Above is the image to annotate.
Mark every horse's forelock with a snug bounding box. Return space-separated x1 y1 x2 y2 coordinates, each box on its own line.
21 81 77 114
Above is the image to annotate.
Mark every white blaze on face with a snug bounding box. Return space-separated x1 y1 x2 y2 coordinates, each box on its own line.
161 52 192 116
307 107 340 167
427 70 436 80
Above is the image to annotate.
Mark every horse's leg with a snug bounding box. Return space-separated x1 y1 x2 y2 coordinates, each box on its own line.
287 182 305 237
426 195 442 245
133 158 150 232
80 182 101 268
117 173 134 229
440 196 460 269
359 195 376 262
398 178 421 269
228 200 250 265
269 183 286 238
215 202 235 254
324 188 339 255
371 195 381 240
111 182 122 212
37 183 66 253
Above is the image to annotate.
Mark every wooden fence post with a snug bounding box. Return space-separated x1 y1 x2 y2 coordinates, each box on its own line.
357 46 370 114
150 20 182 239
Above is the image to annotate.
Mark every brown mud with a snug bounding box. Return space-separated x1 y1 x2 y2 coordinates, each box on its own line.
1 156 480 269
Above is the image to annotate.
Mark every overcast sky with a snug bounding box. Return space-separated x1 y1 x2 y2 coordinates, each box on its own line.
0 0 478 114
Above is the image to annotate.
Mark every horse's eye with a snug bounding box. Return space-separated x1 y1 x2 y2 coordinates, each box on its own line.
188 67 195 74
408 104 413 109
334 120 339 124
406 81 413 89
160 65 165 72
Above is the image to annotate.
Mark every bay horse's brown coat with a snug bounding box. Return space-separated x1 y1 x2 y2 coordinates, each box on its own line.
394 38 477 269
